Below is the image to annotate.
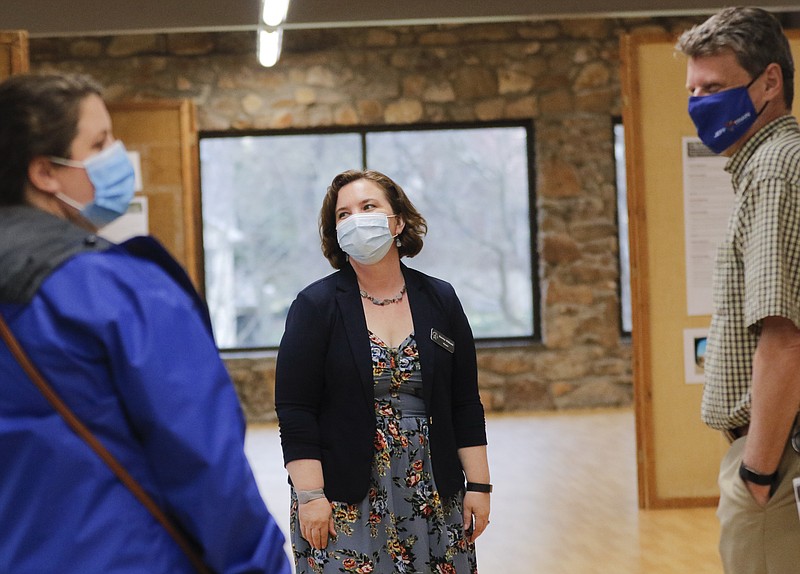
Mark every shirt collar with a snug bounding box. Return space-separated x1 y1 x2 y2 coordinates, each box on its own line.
725 115 800 189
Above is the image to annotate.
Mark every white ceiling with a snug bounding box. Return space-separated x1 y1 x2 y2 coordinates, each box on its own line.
3 0 800 37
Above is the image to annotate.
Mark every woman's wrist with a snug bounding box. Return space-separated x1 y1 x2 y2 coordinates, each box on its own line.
296 487 326 504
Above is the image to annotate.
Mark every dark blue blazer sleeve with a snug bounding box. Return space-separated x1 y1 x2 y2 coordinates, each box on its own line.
274 287 331 464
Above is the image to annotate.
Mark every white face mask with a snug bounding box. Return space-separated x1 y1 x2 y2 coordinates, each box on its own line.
336 212 397 265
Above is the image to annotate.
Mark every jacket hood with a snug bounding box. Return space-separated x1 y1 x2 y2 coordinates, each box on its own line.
0 205 111 304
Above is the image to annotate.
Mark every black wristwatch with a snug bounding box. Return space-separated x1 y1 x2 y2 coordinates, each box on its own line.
466 481 493 493
738 462 778 487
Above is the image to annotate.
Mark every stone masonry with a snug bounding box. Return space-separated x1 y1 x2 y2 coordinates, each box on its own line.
29 16 702 422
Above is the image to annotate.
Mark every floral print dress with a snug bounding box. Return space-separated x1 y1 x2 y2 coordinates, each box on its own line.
291 332 478 574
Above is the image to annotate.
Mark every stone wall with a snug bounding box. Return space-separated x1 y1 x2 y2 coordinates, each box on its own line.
29 16 700 422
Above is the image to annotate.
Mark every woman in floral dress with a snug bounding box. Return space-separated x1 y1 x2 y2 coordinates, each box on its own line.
275 169 491 573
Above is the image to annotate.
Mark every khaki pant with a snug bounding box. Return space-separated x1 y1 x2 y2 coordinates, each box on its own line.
718 436 800 573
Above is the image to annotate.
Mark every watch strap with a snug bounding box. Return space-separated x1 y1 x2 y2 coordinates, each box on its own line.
739 462 778 486
466 481 493 493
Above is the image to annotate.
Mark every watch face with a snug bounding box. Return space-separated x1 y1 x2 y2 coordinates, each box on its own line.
792 429 800 454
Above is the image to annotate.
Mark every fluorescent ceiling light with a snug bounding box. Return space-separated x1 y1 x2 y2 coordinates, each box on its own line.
262 0 291 27
258 28 283 67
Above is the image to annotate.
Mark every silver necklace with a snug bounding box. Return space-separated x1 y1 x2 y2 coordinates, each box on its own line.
359 284 407 306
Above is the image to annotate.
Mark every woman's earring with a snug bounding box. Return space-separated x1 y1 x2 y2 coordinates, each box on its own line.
396 237 402 247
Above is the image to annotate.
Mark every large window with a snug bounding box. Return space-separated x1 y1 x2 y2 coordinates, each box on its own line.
614 121 632 335
200 122 537 349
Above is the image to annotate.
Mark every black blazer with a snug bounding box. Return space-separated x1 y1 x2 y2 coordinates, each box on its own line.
275 263 487 503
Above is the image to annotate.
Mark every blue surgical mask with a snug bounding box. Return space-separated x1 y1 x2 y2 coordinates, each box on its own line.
336 212 398 265
687 74 765 154
50 140 136 227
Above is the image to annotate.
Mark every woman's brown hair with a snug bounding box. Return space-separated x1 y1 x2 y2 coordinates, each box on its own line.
319 169 427 269
0 73 103 206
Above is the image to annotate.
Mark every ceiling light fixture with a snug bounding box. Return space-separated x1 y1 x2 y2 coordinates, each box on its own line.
258 0 291 67
262 0 291 27
258 28 283 68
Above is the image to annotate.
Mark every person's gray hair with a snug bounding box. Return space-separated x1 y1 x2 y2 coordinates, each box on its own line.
676 6 794 109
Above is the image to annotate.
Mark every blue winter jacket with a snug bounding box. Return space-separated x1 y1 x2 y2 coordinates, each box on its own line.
0 206 290 574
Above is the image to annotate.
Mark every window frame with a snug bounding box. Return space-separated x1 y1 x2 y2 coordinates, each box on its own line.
199 119 541 350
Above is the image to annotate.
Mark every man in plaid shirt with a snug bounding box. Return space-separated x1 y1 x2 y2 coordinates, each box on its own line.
677 7 800 573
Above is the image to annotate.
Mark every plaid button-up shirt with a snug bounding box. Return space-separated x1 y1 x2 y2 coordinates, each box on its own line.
701 115 800 430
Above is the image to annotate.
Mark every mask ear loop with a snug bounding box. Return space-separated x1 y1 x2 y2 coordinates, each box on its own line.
746 68 770 118
55 192 86 211
49 156 85 169
387 213 404 246
745 72 762 90
47 157 89 212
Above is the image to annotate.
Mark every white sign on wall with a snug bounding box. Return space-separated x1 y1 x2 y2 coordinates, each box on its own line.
682 137 735 316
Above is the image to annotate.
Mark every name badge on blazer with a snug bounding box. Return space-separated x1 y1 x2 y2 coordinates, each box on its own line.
431 328 455 353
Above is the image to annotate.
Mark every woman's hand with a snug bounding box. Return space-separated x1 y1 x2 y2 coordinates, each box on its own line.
285 460 335 548
462 491 490 543
298 497 337 549
457 446 491 543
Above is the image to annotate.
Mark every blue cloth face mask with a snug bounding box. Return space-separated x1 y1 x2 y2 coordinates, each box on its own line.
687 74 764 154
336 212 398 265
50 140 136 227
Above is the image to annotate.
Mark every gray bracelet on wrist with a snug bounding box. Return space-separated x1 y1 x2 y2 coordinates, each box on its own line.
296 488 326 504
